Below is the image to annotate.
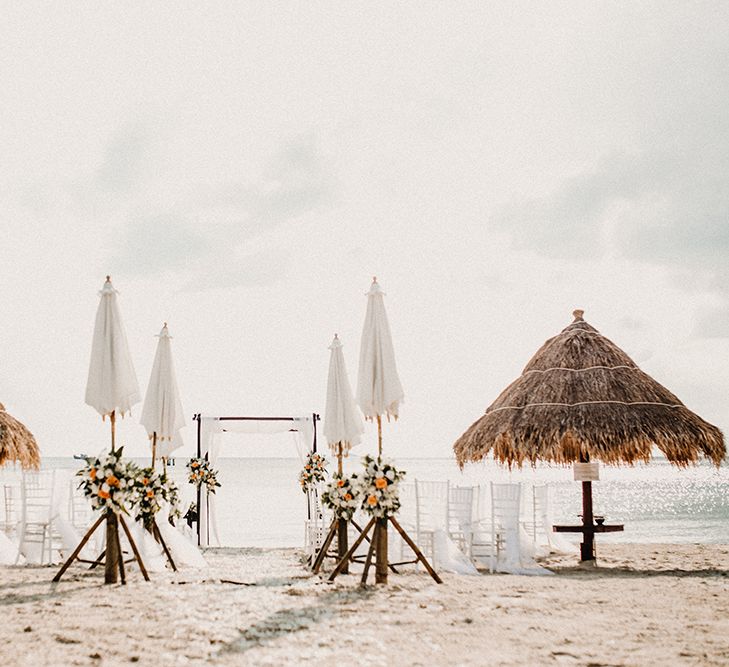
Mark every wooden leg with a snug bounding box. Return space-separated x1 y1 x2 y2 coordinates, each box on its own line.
52 513 105 583
337 518 349 575
119 515 150 582
116 527 126 585
361 523 378 586
312 519 337 574
351 519 399 573
390 517 443 584
89 549 106 570
328 517 375 582
105 511 120 585
375 518 388 584
153 521 177 572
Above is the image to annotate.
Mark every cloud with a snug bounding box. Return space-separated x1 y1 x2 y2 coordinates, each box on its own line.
491 147 729 283
94 123 153 194
110 133 335 283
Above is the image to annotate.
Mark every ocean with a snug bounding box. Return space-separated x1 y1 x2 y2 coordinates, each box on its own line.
4 455 728 547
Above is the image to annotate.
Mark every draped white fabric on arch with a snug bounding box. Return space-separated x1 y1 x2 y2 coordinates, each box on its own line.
197 415 316 547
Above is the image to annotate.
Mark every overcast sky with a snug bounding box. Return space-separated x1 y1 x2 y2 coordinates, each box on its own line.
1 2 728 460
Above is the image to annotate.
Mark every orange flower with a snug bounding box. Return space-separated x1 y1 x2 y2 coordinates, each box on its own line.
98 489 110 499
106 475 119 487
344 493 352 501
141 477 149 485
337 479 345 487
146 490 155 498
375 478 387 489
367 495 378 506
191 461 200 468
89 469 97 480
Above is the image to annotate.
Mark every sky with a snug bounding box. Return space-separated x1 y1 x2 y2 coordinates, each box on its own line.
1 2 728 460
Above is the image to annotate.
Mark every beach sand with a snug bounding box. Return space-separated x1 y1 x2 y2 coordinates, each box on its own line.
1 543 728 666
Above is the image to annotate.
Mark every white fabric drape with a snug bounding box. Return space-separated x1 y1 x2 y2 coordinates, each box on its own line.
324 335 364 457
356 278 404 421
140 324 185 458
198 418 221 548
85 277 140 418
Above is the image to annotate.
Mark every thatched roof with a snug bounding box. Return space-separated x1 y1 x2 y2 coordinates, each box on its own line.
0 403 41 469
454 310 726 468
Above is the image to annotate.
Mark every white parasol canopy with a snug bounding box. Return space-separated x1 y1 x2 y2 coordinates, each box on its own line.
356 277 404 424
85 276 140 419
324 334 364 458
140 323 185 458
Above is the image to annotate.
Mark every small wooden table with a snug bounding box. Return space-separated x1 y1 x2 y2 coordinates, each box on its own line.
553 523 624 561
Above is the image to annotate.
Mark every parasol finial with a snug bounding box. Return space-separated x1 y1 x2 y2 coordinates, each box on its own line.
573 309 585 321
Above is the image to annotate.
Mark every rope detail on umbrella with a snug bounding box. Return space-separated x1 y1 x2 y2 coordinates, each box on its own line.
487 400 684 413
523 365 637 375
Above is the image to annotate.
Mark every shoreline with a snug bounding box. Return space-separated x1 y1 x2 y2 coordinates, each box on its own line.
1 543 728 666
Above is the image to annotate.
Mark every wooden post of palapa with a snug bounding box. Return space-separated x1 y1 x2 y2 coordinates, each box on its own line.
580 452 595 562
375 517 388 584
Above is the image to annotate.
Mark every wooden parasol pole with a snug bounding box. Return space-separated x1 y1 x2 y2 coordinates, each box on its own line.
376 415 382 456
105 410 120 584
336 443 349 574
151 431 157 467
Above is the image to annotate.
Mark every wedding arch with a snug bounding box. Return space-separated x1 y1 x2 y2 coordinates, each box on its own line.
192 412 320 546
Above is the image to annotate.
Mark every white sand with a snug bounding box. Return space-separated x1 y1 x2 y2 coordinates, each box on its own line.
1 543 728 666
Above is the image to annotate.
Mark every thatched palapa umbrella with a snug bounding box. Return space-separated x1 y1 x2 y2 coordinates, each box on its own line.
454 309 725 561
0 403 40 469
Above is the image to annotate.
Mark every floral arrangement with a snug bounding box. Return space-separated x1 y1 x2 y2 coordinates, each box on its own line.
76 448 138 514
131 467 178 529
359 455 405 518
321 473 359 520
187 457 221 493
298 452 327 493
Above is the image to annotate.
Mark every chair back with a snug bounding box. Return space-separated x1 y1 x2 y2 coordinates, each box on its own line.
397 481 417 528
68 479 92 530
415 480 450 531
21 471 57 524
448 486 474 532
491 482 521 528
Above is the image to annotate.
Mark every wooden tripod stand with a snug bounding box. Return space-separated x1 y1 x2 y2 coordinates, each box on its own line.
53 510 150 584
311 516 401 575
328 515 442 585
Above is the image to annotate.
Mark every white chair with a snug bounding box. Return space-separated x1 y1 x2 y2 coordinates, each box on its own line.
415 480 450 568
2 484 19 537
303 487 328 562
16 470 63 565
448 485 475 557
68 479 92 532
489 482 522 573
389 481 416 564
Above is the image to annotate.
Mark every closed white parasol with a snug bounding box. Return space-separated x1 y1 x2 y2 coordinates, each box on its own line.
356 277 404 454
85 276 140 428
324 334 364 471
140 323 185 462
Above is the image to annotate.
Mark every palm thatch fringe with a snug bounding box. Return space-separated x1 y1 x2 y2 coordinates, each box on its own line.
454 311 725 468
0 403 41 469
